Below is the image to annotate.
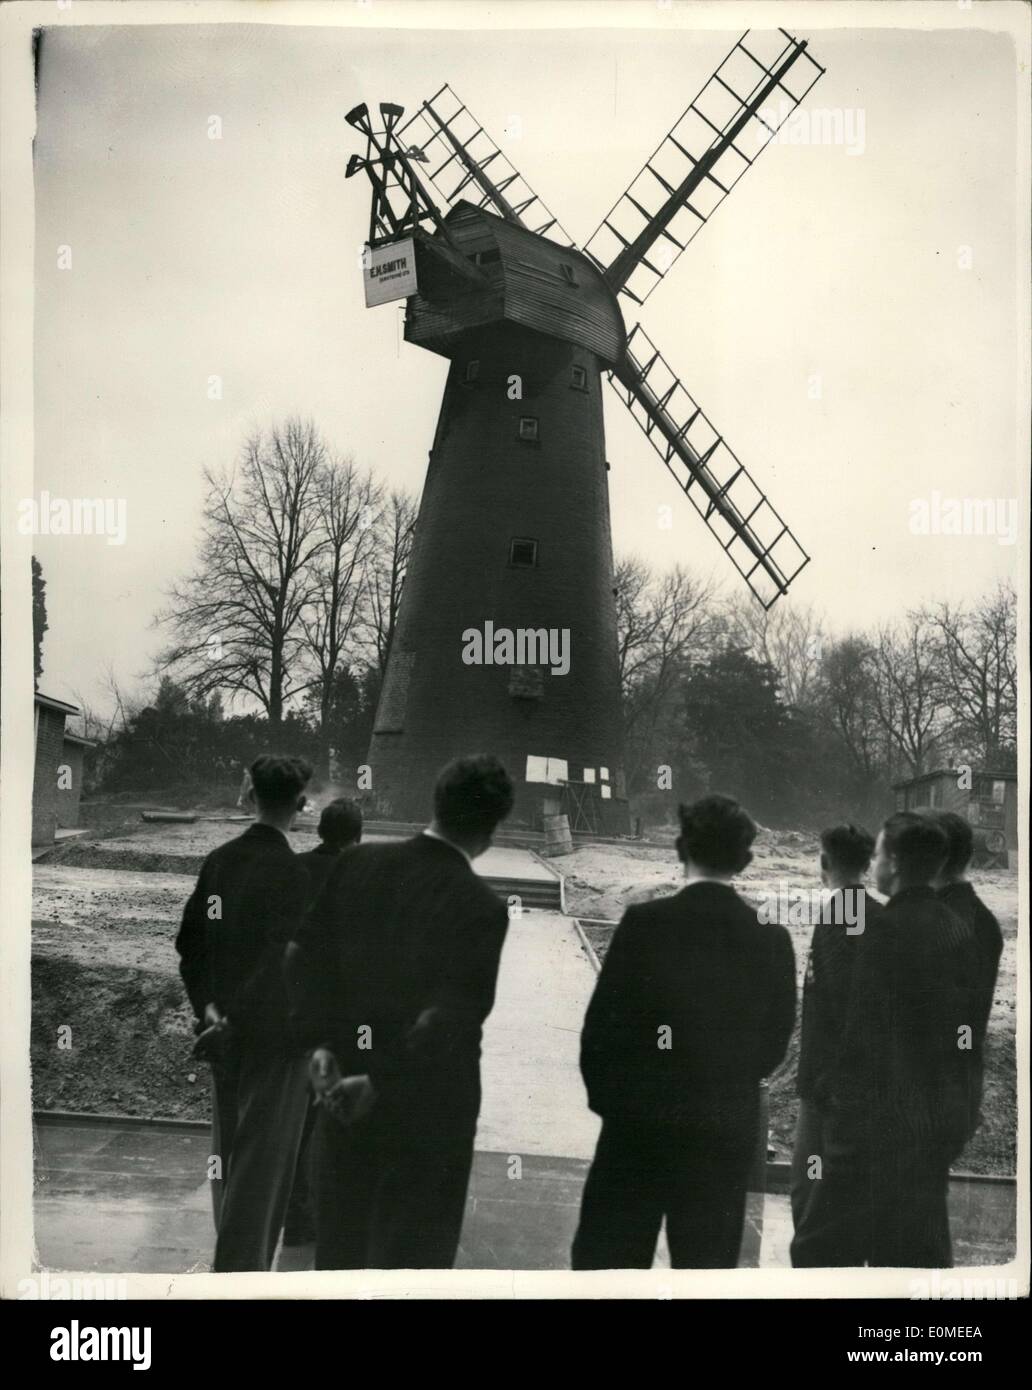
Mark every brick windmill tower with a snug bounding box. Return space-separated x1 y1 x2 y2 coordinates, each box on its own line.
346 28 824 829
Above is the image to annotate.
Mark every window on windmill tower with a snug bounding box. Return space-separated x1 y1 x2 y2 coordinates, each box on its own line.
518 416 539 443
509 538 538 568
570 365 588 391
559 262 579 287
464 360 480 384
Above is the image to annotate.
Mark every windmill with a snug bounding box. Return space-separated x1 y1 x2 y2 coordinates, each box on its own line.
346 28 824 830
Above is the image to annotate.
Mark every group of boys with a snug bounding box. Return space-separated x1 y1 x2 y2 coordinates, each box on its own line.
788 810 1002 1267
176 752 514 1271
570 797 1000 1269
176 753 1001 1271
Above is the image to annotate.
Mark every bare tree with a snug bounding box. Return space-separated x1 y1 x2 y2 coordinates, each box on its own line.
817 635 883 778
157 418 330 727
69 665 136 744
724 595 828 708
870 613 946 777
926 580 1017 767
614 556 718 794
299 456 382 774
69 664 144 787
365 489 417 675
614 555 655 697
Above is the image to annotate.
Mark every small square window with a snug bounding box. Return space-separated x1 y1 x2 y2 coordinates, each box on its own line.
509 538 538 567
583 768 596 784
600 766 610 781
559 262 579 287
518 416 539 443
600 784 612 800
570 365 588 391
464 360 480 383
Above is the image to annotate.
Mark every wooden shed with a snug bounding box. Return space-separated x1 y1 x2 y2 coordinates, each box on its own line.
893 768 1018 867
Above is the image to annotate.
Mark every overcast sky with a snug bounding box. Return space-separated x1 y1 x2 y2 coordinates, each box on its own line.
31 15 1022 714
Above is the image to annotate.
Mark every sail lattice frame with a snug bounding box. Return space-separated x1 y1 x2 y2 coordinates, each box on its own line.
585 29 825 305
398 84 576 246
610 324 810 608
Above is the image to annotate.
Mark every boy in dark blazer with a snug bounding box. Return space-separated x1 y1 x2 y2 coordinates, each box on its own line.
297 796 364 897
282 796 364 1247
176 754 313 1272
927 809 1004 1134
792 812 980 1267
791 822 882 1259
572 794 796 1269
287 755 514 1269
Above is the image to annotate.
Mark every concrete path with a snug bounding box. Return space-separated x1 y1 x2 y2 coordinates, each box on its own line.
33 1117 1016 1275
476 909 599 1160
473 845 556 885
32 907 607 1274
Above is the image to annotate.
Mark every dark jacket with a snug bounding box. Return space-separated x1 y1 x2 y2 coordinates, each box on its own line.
580 881 796 1129
288 834 508 1112
797 887 883 1104
832 885 981 1152
175 823 309 1048
297 843 350 902
937 880 1003 1049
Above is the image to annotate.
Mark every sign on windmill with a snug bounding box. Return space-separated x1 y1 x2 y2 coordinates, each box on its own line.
363 237 418 306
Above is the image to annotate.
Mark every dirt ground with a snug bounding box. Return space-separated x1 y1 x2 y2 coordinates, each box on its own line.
32 860 210 1119
32 817 358 1121
31 819 1017 1172
568 831 1018 1176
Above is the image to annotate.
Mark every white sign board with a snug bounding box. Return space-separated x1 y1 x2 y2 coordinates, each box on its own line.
525 755 569 786
363 238 418 307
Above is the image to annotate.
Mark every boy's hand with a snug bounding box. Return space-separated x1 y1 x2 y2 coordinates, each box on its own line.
192 1008 232 1063
309 1047 342 1096
321 1074 377 1129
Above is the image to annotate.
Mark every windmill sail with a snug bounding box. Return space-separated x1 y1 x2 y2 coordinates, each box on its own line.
611 324 809 609
398 84 576 246
585 29 825 305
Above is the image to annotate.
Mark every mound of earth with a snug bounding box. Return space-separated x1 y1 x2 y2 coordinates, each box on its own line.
32 956 210 1122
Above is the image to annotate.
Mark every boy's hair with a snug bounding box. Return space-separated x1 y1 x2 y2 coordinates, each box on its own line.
920 809 974 877
248 754 312 811
676 794 756 875
433 755 514 840
820 822 875 879
880 811 949 885
318 797 363 848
